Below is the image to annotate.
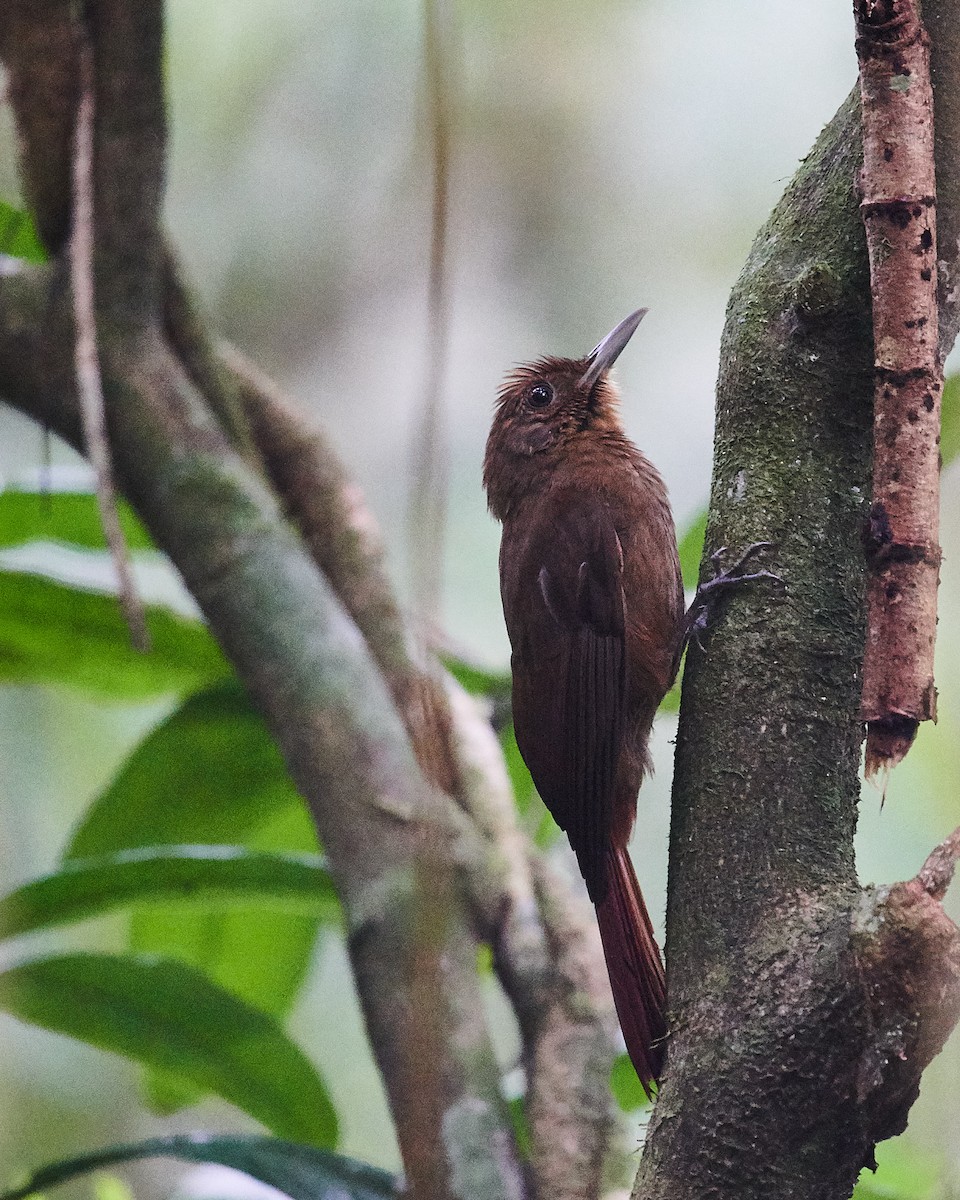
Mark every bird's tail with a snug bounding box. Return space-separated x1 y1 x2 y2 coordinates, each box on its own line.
595 846 666 1096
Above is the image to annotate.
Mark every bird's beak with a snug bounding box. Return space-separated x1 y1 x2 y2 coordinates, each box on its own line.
579 308 648 391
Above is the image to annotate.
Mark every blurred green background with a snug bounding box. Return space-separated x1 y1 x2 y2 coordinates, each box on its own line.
1 1 958 1196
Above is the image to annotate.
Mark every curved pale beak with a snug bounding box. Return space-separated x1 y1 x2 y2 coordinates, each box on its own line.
579 307 648 391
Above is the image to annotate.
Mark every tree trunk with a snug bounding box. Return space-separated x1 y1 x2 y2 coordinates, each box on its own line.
636 4 960 1196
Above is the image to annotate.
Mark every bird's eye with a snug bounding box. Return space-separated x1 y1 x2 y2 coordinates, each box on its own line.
526 383 553 409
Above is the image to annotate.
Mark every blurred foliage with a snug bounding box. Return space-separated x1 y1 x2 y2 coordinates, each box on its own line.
0 954 337 1147
942 373 960 468
678 508 707 591
66 681 323 1113
506 1096 532 1163
853 1137 944 1200
0 571 228 697
0 489 153 551
0 484 338 1146
610 1052 653 1114
441 652 510 706
0 1135 398 1200
0 201 45 264
0 847 336 940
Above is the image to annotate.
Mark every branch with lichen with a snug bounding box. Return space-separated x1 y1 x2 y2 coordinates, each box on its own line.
855 0 942 776
0 3 621 1196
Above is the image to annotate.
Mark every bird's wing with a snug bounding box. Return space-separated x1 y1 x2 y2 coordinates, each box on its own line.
506 499 627 901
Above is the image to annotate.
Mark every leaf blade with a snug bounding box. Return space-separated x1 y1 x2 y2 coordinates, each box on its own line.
0 573 229 698
0 846 337 941
0 1134 398 1200
677 509 707 591
0 954 338 1148
0 490 154 551
0 201 46 264
941 371 960 469
65 680 322 1112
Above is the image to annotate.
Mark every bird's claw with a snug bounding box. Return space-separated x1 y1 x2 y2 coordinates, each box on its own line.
699 541 783 595
683 541 783 654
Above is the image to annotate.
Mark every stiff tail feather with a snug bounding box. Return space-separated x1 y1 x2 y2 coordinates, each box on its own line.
595 846 666 1096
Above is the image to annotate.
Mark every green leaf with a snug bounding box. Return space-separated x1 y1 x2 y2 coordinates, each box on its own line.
499 723 534 815
441 653 511 701
0 490 154 551
941 372 960 469
0 572 229 698
501 722 567 847
853 1136 942 1199
498 723 561 848
91 1175 133 1200
0 954 338 1147
0 846 337 941
658 680 681 714
67 682 312 859
0 1135 398 1200
0 201 46 264
66 680 321 1113
609 1052 652 1112
507 1096 531 1161
677 509 707 591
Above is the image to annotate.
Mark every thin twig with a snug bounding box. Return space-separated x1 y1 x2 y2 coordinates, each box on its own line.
915 825 960 900
407 0 453 632
855 0 942 775
70 32 148 650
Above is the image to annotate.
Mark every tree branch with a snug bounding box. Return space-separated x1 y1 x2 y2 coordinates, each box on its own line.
0 284 524 1198
0 0 76 252
0 4 622 1182
855 0 942 774
85 0 165 328
217 339 460 797
216 340 620 1199
445 684 618 1198
636 6 960 1197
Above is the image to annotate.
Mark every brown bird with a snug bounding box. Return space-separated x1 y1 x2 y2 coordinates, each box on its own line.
484 310 683 1093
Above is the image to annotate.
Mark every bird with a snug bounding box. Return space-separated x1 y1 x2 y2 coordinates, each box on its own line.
483 309 683 1093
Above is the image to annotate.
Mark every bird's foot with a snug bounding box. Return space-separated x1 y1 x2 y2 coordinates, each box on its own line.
684 542 783 653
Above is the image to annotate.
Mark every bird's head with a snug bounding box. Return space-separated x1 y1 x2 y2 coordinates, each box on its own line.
483 308 647 519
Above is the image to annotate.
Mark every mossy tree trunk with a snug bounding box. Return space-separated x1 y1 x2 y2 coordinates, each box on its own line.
637 4 960 1196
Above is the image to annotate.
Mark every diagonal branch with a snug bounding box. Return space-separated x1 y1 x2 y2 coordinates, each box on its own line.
219 340 460 795
0 286 527 1199
215 337 620 1199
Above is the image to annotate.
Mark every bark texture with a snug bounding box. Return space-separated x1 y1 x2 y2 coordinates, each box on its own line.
856 0 942 774
634 4 960 1197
